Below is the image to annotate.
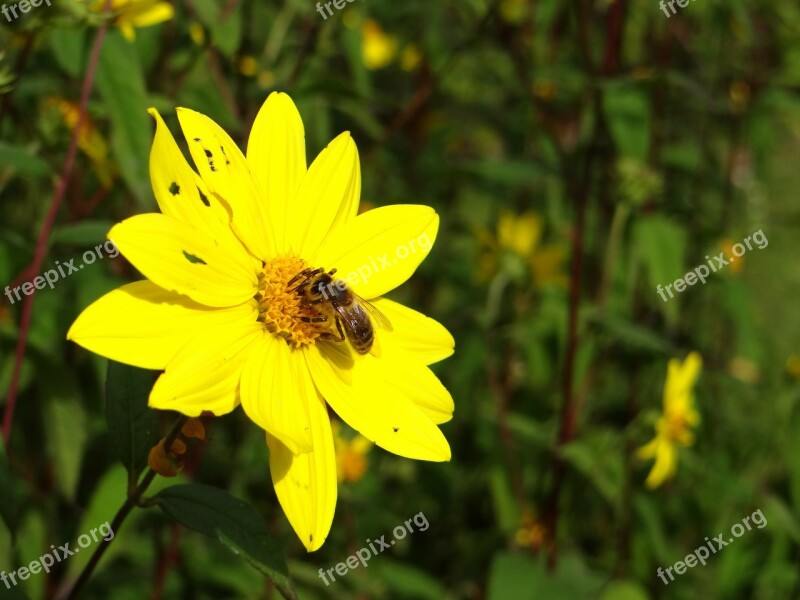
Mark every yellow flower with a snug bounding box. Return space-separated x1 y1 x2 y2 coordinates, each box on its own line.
361 20 397 70
637 352 702 489
67 92 454 551
477 211 567 287
49 98 117 188
333 421 372 483
719 239 744 274
92 0 175 42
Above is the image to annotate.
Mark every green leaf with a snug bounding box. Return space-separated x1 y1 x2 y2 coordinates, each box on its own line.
600 580 650 600
51 221 115 246
49 27 86 77
487 551 603 600
0 588 33 599
0 142 51 177
602 83 650 158
155 484 296 600
105 361 160 483
95 30 153 207
44 393 88 500
0 442 27 538
632 215 686 326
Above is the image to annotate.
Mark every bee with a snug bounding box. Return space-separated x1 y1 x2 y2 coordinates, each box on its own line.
289 267 392 355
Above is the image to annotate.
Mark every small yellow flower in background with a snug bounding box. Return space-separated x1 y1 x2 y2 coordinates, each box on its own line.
188 21 205 46
333 421 372 483
361 20 397 70
637 352 702 489
238 55 258 77
719 239 744 274
68 92 454 551
257 70 276 90
400 44 422 72
514 508 545 550
476 210 567 287
500 0 529 24
48 98 117 188
91 0 174 41
787 355 800 379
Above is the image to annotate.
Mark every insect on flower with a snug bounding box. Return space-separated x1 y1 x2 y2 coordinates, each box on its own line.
68 92 455 551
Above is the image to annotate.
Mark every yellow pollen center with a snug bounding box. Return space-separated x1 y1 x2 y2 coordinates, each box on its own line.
256 256 329 349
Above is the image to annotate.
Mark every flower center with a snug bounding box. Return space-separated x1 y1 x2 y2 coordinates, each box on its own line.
255 256 330 349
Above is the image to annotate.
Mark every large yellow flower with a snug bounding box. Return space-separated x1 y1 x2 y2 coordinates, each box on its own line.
637 352 702 489
67 92 454 551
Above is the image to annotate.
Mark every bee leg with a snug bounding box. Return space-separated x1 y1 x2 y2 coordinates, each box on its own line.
334 316 346 342
327 268 337 276
289 267 325 289
300 316 327 323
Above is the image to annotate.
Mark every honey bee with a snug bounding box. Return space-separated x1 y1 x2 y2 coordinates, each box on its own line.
289 267 392 355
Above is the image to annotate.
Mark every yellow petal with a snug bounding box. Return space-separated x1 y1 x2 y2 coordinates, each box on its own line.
119 23 136 41
240 334 313 454
291 132 360 258
372 298 454 365
246 92 307 253
267 392 336 552
377 337 453 424
147 109 257 274
314 205 439 299
306 343 451 461
149 321 263 416
125 1 174 27
176 107 275 259
67 281 257 370
645 440 677 489
109 213 257 308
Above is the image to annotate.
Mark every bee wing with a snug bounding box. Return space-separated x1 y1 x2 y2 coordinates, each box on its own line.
333 304 368 337
352 293 393 331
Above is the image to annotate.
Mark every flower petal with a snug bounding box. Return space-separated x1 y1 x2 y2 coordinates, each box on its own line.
149 320 263 416
267 391 336 552
378 342 454 424
67 281 257 370
314 205 438 299
148 109 256 272
176 107 275 259
306 343 451 461
241 334 313 454
246 92 307 253
109 213 258 308
291 132 360 257
372 298 454 365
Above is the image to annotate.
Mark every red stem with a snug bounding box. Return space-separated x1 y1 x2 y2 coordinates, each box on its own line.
1 0 112 445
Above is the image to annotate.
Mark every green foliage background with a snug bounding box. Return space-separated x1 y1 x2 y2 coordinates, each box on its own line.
2 0 800 598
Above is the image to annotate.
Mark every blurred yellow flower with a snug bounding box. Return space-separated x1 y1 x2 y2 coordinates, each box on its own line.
362 20 397 70
500 0 529 24
333 421 372 484
92 0 174 42
477 211 567 288
637 352 702 489
400 44 422 72
188 21 205 46
719 239 744 274
48 98 117 188
514 508 544 550
787 355 800 379
238 55 258 78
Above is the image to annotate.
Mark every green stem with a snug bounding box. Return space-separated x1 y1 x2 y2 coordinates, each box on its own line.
65 416 188 599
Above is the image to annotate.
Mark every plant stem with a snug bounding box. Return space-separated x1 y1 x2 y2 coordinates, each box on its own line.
64 416 187 599
1 0 112 445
